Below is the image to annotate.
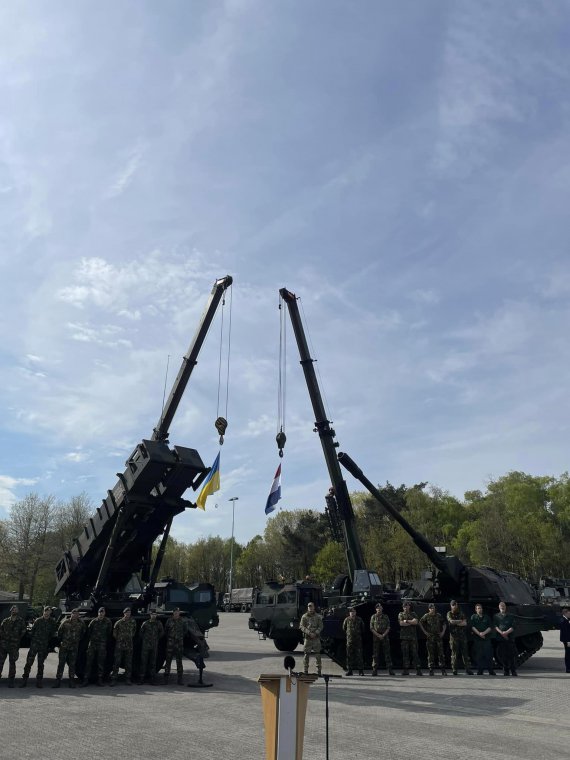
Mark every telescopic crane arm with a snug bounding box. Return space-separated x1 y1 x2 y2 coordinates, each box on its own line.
279 288 366 580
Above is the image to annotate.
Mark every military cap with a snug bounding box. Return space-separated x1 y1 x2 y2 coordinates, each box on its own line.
428 603 435 609
450 600 458 605
123 607 131 613
10 605 18 612
375 603 382 609
43 606 52 612
98 607 105 613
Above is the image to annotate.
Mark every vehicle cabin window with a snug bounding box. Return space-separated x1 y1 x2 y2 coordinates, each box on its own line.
257 593 275 605
277 591 296 604
169 589 191 603
195 591 212 603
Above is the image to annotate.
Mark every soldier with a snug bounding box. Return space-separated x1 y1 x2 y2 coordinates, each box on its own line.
53 608 86 688
110 607 137 686
447 600 473 675
20 606 57 688
470 604 496 675
398 601 422 676
299 601 323 676
138 611 164 685
419 603 447 676
342 607 364 676
560 606 570 674
0 605 26 688
493 601 517 676
82 607 112 686
164 608 187 685
369 602 395 676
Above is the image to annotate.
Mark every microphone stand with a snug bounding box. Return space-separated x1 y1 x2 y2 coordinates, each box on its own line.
321 674 342 760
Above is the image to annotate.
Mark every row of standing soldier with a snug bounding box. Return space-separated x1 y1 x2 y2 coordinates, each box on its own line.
299 599 519 677
0 605 206 688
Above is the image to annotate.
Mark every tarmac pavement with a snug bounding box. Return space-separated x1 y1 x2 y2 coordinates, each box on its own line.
0 613 567 759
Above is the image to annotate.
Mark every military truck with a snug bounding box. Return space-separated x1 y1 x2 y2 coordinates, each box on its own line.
223 587 258 612
51 276 232 678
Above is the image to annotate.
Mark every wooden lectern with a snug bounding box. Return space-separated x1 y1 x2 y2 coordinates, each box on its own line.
258 673 318 760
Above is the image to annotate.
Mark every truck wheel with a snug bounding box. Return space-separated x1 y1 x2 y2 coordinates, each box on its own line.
274 638 299 652
224 604 231 612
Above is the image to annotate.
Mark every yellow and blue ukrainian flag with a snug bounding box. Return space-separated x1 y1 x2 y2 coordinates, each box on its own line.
196 452 221 510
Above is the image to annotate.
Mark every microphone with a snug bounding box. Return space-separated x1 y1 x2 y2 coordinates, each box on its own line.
283 655 296 675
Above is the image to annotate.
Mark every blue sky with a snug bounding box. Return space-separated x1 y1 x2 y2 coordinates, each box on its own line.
1 1 569 547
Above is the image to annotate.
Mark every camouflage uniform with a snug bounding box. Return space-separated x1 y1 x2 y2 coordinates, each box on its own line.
138 617 164 683
342 614 364 673
111 616 137 683
186 616 208 666
299 609 323 675
398 610 420 671
164 616 187 682
55 616 86 684
0 612 26 686
22 615 57 685
370 612 393 674
420 611 446 672
447 608 472 673
84 615 112 683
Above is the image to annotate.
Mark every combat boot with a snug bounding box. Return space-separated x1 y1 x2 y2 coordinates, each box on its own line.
452 670 458 676
372 669 378 677
8 678 15 688
402 669 409 676
137 677 144 685
489 670 496 676
125 678 133 685
345 669 353 676
52 678 62 689
109 678 117 687
511 669 518 677
441 669 447 676
36 677 43 688
358 670 364 676
81 678 89 687
177 675 184 685
97 677 105 687
69 679 77 688
388 669 395 676
429 669 435 676
466 669 474 675
19 676 28 688
416 668 423 676
163 673 170 685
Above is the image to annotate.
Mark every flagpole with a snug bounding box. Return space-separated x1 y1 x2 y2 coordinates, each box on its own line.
228 497 239 600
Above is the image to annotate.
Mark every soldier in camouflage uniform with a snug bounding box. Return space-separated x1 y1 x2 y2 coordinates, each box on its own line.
370 603 395 676
342 607 364 676
110 607 137 686
398 601 422 676
0 605 26 688
20 606 57 688
299 602 323 676
164 608 186 685
447 600 473 675
138 611 164 684
53 608 86 688
82 607 112 686
419 603 447 676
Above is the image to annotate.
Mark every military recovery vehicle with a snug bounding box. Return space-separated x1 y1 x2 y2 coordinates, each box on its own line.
52 275 233 677
250 287 561 669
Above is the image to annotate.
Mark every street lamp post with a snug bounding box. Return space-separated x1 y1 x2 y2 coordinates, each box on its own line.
228 497 239 600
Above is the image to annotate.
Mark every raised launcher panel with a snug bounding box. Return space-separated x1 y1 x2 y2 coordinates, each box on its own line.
54 439 206 597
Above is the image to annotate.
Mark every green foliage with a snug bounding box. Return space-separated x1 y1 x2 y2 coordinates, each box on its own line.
310 541 347 585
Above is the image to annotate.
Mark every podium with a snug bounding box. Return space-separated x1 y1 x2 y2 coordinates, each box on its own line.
258 673 318 760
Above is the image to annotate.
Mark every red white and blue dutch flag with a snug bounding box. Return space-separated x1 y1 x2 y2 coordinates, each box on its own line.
265 464 282 515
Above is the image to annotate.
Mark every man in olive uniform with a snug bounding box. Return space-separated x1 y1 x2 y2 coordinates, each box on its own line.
342 607 365 676
164 608 186 685
82 607 112 686
299 601 323 676
370 602 395 676
0 605 26 688
54 608 86 688
138 611 164 685
493 601 517 676
470 604 496 675
20 606 57 688
110 607 137 685
420 603 447 676
398 601 422 676
447 600 473 675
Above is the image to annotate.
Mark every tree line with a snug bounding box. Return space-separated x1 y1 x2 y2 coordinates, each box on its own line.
1 471 569 605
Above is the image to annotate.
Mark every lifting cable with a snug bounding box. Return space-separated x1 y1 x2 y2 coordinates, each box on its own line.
215 284 233 444
276 294 287 456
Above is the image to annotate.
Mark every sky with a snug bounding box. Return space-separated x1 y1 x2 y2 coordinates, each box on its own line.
1 1 569 549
